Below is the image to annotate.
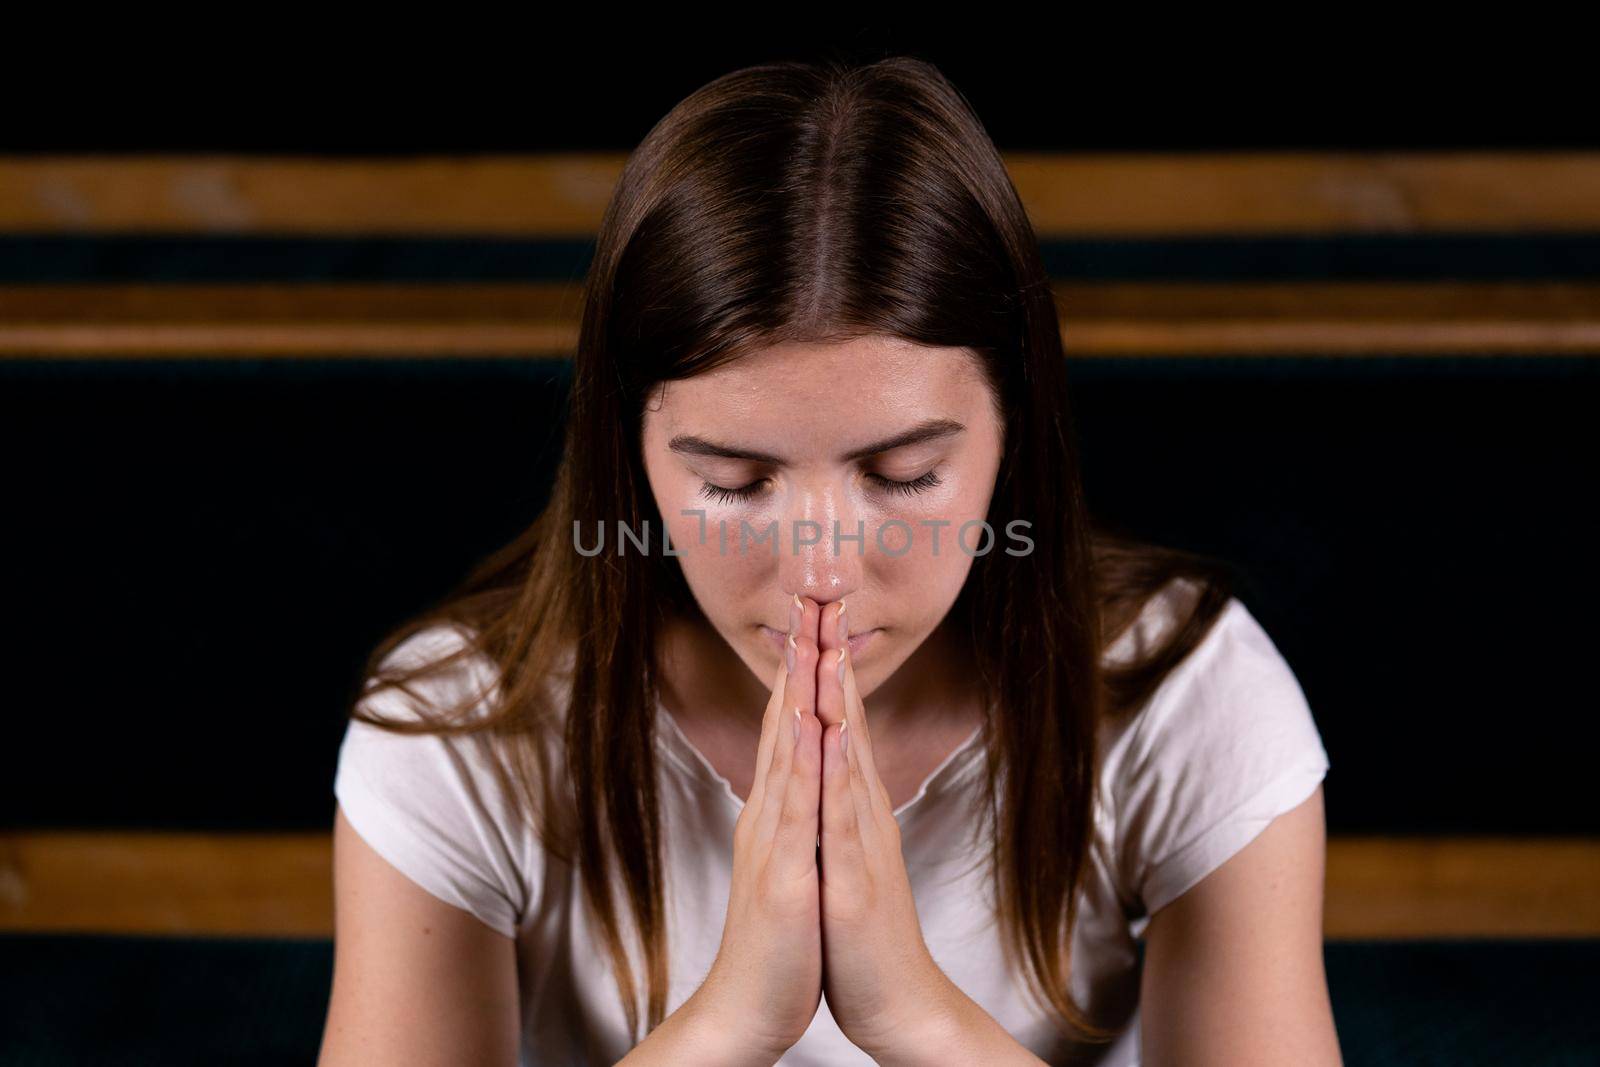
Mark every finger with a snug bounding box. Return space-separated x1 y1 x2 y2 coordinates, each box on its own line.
786 627 819 728
754 631 817 844
840 639 894 825
771 703 823 882
812 639 883 851
747 595 815 815
785 595 821 731
814 600 847 728
795 594 821 684
819 718 866 890
816 642 846 731
818 597 847 651
816 600 846 656
793 592 819 649
743 653 790 816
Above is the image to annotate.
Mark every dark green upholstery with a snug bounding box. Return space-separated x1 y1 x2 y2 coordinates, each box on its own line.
4 935 1596 1065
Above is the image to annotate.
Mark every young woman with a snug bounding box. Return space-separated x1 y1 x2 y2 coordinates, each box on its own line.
317 57 1341 1066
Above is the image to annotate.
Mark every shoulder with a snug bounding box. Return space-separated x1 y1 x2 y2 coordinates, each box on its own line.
335 622 546 938
1098 585 1330 918
356 621 503 726
1098 581 1316 766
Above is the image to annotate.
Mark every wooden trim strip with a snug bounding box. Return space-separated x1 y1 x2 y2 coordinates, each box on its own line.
2 153 1599 236
3 282 1600 358
0 283 580 358
3 832 1597 938
0 832 333 937
1324 836 1600 940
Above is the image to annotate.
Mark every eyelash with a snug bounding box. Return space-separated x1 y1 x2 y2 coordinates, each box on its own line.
698 470 943 505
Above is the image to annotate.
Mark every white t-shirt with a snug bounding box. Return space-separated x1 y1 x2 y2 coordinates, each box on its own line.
333 583 1330 1065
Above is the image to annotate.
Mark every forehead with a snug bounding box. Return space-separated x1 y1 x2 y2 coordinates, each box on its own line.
646 335 988 429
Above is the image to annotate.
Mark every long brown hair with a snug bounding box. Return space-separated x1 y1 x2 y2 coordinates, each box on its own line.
350 56 1235 1046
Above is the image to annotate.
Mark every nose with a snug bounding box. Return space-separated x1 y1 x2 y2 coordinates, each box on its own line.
778 477 865 609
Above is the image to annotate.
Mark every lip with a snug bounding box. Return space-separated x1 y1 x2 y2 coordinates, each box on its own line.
760 624 881 658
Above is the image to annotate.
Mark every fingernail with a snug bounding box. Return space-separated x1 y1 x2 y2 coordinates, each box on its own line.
789 594 802 636
836 648 847 685
840 720 849 756
786 632 796 674
836 598 848 644
793 707 801 740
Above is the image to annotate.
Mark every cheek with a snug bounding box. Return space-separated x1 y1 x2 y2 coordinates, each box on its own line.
871 524 978 588
869 472 995 556
867 495 985 604
673 522 770 601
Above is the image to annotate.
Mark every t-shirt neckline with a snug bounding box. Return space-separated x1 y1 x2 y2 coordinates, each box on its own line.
653 693 986 822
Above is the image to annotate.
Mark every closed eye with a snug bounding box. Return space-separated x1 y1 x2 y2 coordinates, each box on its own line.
698 469 943 504
868 469 943 497
698 479 766 505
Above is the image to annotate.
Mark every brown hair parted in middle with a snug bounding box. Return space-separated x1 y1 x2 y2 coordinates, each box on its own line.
350 55 1236 1046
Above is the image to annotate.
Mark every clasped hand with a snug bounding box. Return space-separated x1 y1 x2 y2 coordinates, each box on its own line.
699 594 957 1064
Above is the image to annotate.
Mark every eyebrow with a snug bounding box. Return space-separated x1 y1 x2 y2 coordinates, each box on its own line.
668 417 966 466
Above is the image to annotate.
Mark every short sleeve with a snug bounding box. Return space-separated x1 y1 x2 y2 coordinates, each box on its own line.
1107 596 1330 921
333 624 538 939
